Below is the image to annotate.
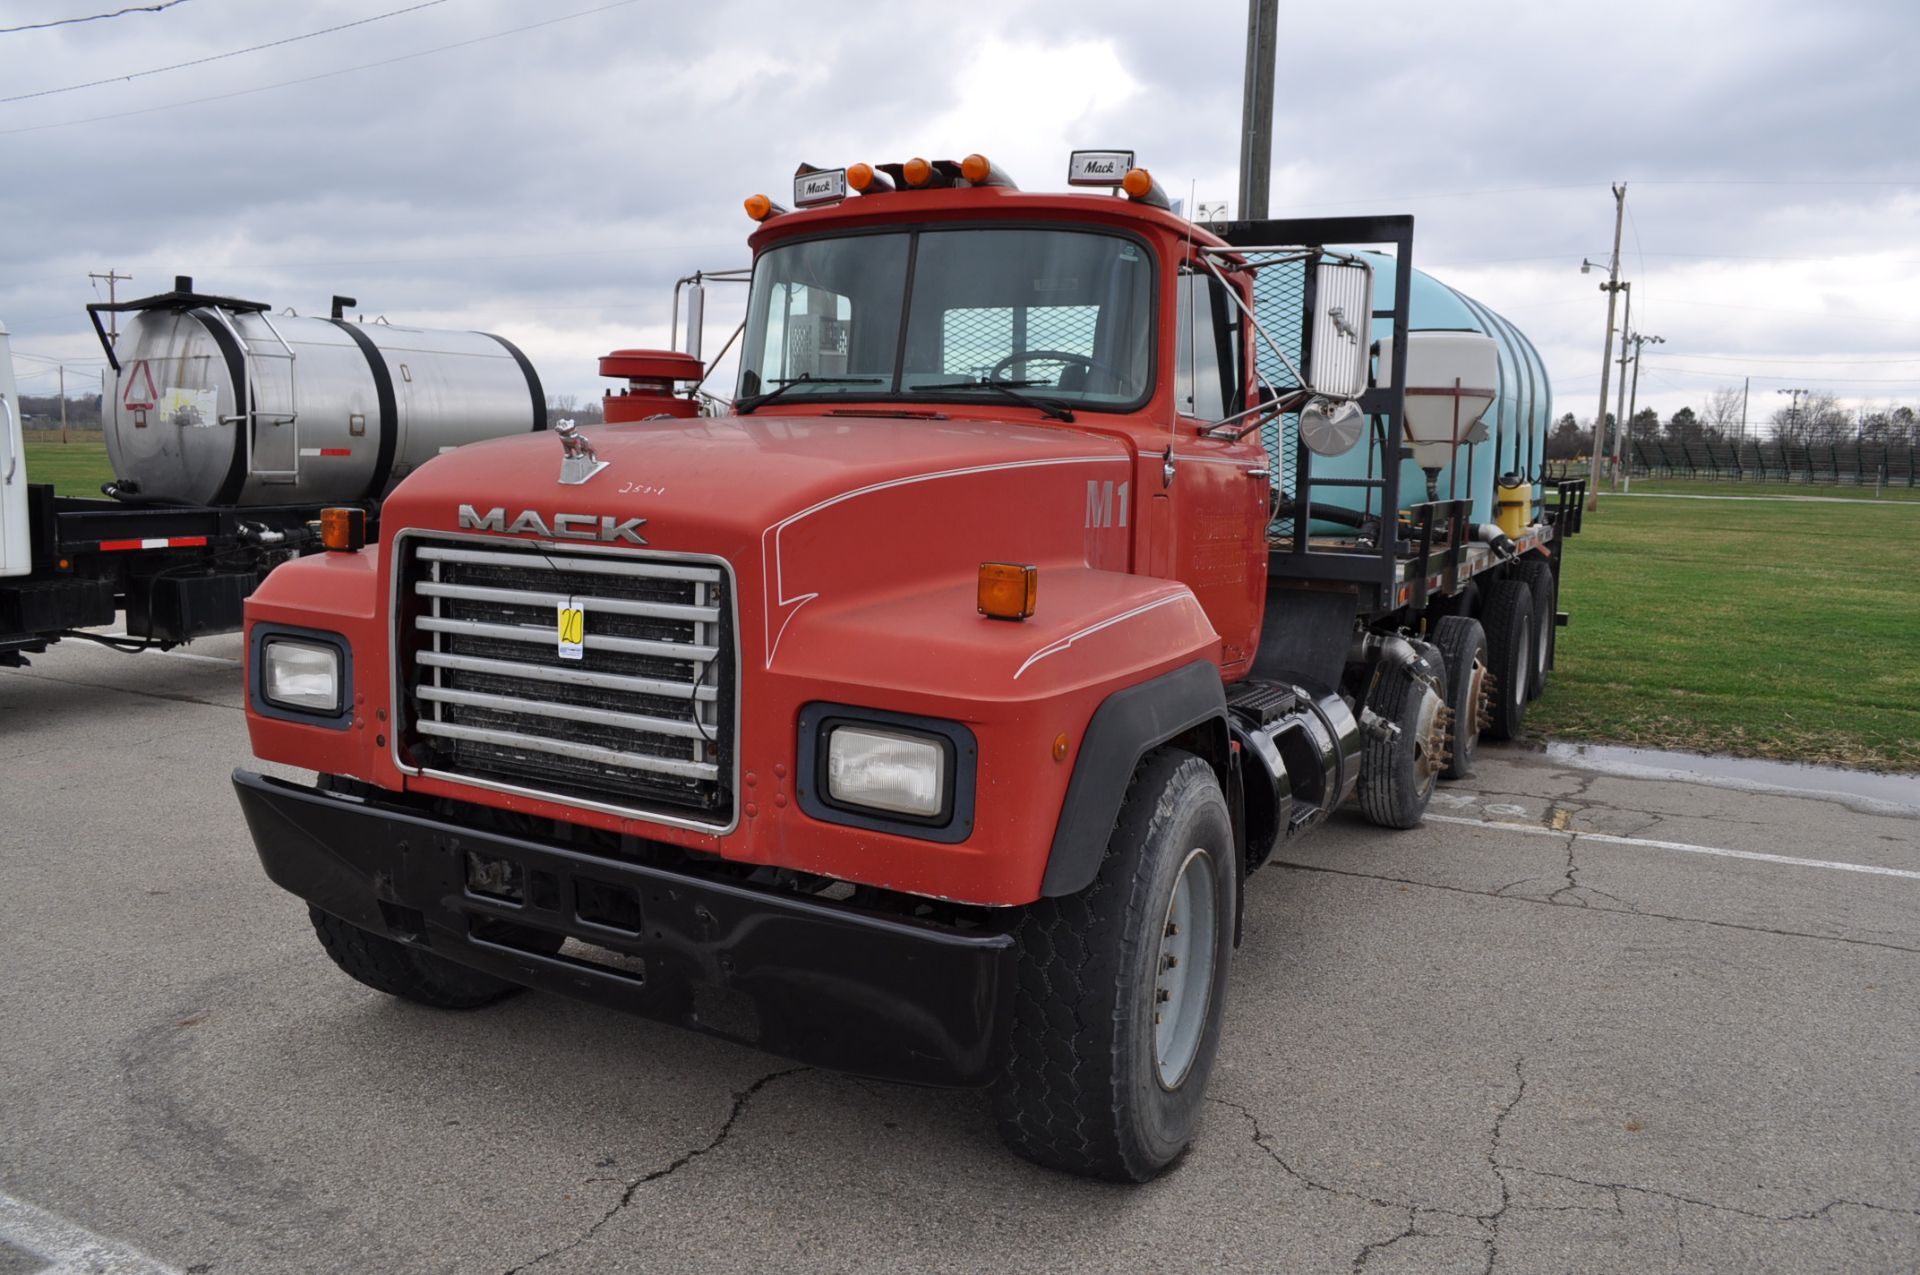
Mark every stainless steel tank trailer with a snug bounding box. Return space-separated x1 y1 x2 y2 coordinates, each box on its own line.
0 279 546 665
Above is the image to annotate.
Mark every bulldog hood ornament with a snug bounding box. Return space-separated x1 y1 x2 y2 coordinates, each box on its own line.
555 418 609 485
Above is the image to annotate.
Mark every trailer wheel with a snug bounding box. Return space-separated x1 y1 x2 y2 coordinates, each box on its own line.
308 906 519 1010
993 749 1236 1182
1358 656 1447 828
1481 579 1535 741
1432 615 1489 780
1514 559 1557 699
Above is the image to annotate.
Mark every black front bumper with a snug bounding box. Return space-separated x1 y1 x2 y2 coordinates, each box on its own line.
233 771 1014 1086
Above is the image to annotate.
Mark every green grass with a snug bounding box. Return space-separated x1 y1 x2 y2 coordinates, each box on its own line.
21 439 115 497
1624 476 1920 502
1529 494 1920 771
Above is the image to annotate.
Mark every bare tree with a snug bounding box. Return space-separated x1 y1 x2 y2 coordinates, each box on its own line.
1770 390 1849 446
1701 386 1745 439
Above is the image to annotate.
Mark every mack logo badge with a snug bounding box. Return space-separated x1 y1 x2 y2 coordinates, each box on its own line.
458 504 648 544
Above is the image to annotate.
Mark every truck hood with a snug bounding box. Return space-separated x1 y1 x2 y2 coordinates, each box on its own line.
381 412 1137 667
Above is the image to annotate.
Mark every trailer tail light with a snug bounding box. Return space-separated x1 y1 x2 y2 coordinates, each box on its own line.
319 507 365 552
977 562 1037 621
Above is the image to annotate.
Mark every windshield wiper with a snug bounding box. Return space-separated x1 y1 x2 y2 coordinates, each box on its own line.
909 378 1076 422
735 374 885 415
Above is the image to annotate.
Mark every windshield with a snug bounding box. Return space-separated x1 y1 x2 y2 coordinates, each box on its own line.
737 227 1154 409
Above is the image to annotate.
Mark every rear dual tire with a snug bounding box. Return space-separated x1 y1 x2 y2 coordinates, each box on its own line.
1481 579 1535 741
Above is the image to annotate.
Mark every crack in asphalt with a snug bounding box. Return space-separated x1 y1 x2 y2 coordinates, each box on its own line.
1478 1058 1527 1273
1271 858 1920 955
501 1066 808 1275
1350 1204 1422 1271
1211 1059 1529 1274
1227 1059 1918 1272
1507 1165 1920 1226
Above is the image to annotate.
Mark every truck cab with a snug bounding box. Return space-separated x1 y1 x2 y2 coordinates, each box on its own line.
233 151 1581 1182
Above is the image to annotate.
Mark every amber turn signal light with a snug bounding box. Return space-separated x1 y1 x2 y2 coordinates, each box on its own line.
319 507 366 552
978 562 1037 621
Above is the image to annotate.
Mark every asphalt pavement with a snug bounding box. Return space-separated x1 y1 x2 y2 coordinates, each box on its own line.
2 635 1917 1274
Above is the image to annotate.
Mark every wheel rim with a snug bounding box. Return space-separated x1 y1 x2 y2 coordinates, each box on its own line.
1462 654 1488 753
1512 620 1532 707
1413 683 1448 786
1153 848 1218 1088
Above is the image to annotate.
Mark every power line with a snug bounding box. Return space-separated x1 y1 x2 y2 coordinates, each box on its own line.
0 0 191 35
0 0 645 136
1644 352 1920 366
2 0 450 104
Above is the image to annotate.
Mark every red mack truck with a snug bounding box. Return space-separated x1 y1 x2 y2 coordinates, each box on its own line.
233 151 1584 1181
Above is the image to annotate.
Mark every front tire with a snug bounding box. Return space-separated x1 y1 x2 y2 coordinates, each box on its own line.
308 907 520 1010
993 749 1236 1182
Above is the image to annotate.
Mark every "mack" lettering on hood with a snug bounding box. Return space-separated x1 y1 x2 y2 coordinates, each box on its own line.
458 504 648 544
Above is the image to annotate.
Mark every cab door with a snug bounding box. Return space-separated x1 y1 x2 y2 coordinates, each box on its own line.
1164 266 1268 679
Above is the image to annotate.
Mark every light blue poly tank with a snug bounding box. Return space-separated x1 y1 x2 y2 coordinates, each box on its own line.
1256 253 1552 529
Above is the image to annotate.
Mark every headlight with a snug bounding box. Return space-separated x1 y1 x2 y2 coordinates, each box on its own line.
826 725 948 818
261 638 342 714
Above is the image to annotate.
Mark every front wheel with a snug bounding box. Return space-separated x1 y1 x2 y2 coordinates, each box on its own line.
308 907 520 1010
993 749 1237 1182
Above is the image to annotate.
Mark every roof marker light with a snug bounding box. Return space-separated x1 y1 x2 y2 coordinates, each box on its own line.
1121 166 1171 210
744 193 787 221
960 153 1018 189
848 162 893 193
903 157 935 188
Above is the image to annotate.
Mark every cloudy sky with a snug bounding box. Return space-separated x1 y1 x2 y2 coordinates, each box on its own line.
3 0 1915 428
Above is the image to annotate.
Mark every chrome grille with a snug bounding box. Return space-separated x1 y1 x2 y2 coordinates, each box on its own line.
396 537 733 824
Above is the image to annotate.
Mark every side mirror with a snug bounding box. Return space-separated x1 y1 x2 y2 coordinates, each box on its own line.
1306 257 1373 399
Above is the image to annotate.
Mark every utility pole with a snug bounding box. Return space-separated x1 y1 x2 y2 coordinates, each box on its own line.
1237 0 1278 220
1621 332 1663 493
1585 183 1627 511
1740 376 1749 442
1610 282 1632 491
59 365 69 444
90 269 131 341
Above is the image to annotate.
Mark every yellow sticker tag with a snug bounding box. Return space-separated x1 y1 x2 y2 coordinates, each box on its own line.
557 601 585 661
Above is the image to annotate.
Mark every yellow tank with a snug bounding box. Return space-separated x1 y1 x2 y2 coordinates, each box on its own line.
1495 475 1530 538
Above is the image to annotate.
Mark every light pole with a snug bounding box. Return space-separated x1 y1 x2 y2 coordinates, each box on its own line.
1621 332 1663 493
1582 182 1629 511
1776 387 1808 443
1609 282 1634 491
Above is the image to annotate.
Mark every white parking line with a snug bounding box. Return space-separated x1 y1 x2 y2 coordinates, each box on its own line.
1426 813 1920 881
0 1191 183 1275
